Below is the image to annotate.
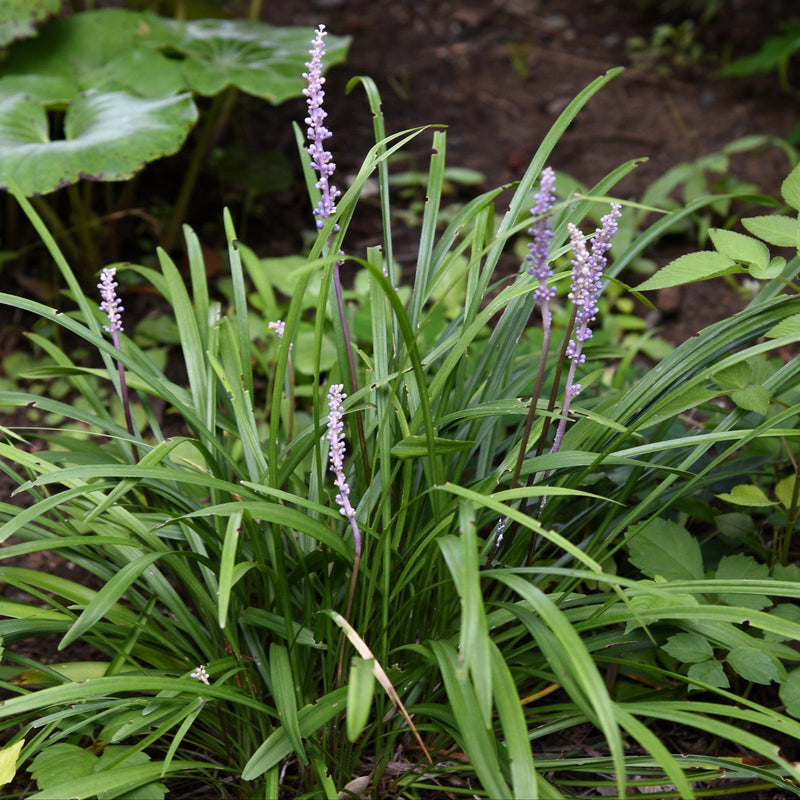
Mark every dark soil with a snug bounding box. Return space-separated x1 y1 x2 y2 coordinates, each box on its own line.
3 1 800 797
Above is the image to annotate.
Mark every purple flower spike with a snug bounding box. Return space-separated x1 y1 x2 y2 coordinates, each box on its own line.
98 267 124 347
303 24 341 230
326 384 362 557
565 203 622 369
526 167 557 306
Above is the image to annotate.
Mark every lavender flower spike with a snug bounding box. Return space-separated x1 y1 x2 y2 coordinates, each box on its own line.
98 267 124 348
303 24 341 230
326 384 362 557
526 166 557 308
565 203 623 371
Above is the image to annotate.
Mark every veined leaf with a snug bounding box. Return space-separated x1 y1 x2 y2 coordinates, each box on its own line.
742 214 799 248
626 518 703 581
636 251 739 291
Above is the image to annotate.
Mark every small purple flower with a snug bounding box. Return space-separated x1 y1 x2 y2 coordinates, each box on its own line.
565 203 622 369
303 24 341 230
326 384 362 557
526 167 557 306
98 267 124 341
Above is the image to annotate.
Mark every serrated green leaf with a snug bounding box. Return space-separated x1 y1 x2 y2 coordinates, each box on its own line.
626 518 703 580
636 251 738 291
716 484 776 507
775 475 799 510
30 743 96 791
766 313 800 338
687 659 729 690
0 739 24 787
708 228 769 272
742 214 799 247
782 162 800 211
727 646 779 685
730 384 770 415
780 667 800 718
716 553 772 610
662 632 714 663
713 361 751 388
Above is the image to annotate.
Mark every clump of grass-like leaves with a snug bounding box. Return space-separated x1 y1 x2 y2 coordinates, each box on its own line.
2 29 800 800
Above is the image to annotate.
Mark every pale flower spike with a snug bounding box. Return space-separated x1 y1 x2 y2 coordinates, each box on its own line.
326 384 362 558
98 267 124 345
303 24 340 230
526 166 557 310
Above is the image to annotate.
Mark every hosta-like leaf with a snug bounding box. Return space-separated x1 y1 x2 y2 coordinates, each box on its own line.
0 9 185 99
0 0 61 47
143 17 351 102
0 90 197 195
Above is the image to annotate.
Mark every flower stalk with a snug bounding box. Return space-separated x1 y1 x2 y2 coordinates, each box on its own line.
304 24 370 480
98 267 137 456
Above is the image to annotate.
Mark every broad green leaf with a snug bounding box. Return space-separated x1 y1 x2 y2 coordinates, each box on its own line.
0 739 24 787
716 553 772 610
782 162 800 211
0 9 185 99
0 90 197 196
775 475 799 510
144 18 350 102
751 255 786 280
727 646 780 685
0 0 61 47
742 214 799 248
636 251 738 291
94 747 165 800
626 518 703 580
29 744 96 792
687 660 729 689
729 385 770 415
716 484 776 508
662 632 714 663
346 657 376 743
708 228 769 273
713 361 750 388
780 667 800 718
292 329 337 376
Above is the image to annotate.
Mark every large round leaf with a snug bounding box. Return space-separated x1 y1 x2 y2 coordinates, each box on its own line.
0 0 61 47
143 18 351 102
0 90 198 195
0 8 186 100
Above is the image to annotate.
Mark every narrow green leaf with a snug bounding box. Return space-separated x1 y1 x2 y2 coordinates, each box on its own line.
391 435 477 458
217 510 243 629
242 688 347 779
269 643 307 765
346 656 376 743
